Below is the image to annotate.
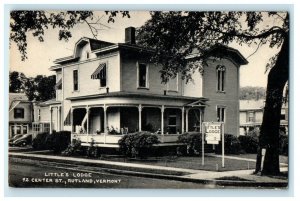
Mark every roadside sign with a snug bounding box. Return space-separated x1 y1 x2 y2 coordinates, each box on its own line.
202 122 225 168
204 122 221 144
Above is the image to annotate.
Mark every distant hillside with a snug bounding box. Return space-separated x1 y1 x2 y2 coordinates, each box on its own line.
240 86 266 100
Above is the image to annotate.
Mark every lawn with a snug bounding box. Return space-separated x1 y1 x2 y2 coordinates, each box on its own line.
21 149 288 172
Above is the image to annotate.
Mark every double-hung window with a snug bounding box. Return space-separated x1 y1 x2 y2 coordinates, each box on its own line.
217 106 226 122
138 63 148 88
73 69 79 91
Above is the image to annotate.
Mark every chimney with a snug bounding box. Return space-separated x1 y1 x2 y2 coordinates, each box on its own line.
125 27 136 44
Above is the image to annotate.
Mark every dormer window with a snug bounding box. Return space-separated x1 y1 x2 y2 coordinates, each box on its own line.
216 65 226 92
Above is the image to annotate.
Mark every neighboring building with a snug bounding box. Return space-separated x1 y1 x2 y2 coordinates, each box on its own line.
239 99 265 135
239 96 288 136
34 27 248 147
9 93 33 138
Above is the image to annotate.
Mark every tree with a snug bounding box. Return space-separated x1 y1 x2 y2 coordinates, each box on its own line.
240 86 266 100
10 11 130 60
24 75 56 101
137 11 289 175
9 71 26 92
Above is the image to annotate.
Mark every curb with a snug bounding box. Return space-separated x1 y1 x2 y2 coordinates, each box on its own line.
9 153 288 188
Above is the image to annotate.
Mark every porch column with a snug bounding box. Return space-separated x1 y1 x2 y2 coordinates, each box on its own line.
185 108 189 132
161 105 165 135
181 107 185 134
58 106 61 131
138 104 142 132
49 107 53 134
103 106 107 133
86 106 90 134
70 108 73 133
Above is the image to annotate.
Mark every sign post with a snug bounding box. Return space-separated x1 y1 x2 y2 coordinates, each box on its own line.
203 122 225 168
221 122 225 168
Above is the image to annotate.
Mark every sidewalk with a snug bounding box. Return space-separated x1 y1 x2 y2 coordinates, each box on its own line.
9 151 288 187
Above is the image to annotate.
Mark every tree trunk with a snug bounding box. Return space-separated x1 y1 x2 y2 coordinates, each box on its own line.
255 34 289 175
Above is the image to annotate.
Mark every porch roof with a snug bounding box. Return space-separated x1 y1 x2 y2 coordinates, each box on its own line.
37 99 61 107
66 91 208 102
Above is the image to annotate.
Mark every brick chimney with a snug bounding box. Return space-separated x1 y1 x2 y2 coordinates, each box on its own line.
125 27 136 44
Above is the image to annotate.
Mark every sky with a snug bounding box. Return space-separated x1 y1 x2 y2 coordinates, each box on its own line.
9 11 282 88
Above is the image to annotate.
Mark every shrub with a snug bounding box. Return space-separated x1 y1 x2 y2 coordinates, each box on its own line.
177 132 203 155
45 131 71 153
118 131 159 158
32 132 49 150
61 139 83 156
238 135 259 153
86 138 99 158
215 134 241 155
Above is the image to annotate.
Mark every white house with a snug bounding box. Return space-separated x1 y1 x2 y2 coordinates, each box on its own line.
34 27 248 147
9 93 33 138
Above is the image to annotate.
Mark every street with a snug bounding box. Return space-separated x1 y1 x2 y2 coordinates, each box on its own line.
9 158 213 188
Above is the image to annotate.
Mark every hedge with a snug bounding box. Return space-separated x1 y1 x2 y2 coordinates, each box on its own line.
118 131 159 158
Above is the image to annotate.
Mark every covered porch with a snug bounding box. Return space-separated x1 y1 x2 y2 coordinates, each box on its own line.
68 104 205 147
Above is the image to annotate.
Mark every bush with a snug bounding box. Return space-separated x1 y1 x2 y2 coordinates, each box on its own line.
32 132 49 150
45 131 71 153
86 138 99 158
61 139 83 156
215 134 241 155
238 135 259 153
177 132 203 155
118 131 159 158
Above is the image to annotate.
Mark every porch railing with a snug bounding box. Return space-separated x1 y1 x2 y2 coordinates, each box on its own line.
71 133 181 146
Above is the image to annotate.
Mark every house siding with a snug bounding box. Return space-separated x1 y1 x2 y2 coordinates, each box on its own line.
121 57 183 96
202 58 240 135
9 102 32 123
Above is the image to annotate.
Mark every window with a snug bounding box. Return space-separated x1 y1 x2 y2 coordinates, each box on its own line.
23 125 28 134
16 126 21 134
86 51 90 59
100 65 106 87
32 123 40 133
38 109 41 121
247 111 255 122
73 70 79 91
44 123 50 133
167 74 178 92
168 110 177 134
138 63 148 88
217 106 226 122
91 63 107 88
14 108 24 119
216 65 226 92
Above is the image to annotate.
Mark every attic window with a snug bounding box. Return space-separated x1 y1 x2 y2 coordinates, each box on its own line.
86 51 90 59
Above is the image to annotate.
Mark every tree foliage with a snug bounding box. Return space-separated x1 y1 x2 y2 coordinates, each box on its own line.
10 11 130 60
239 86 266 100
137 11 289 175
9 71 56 101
